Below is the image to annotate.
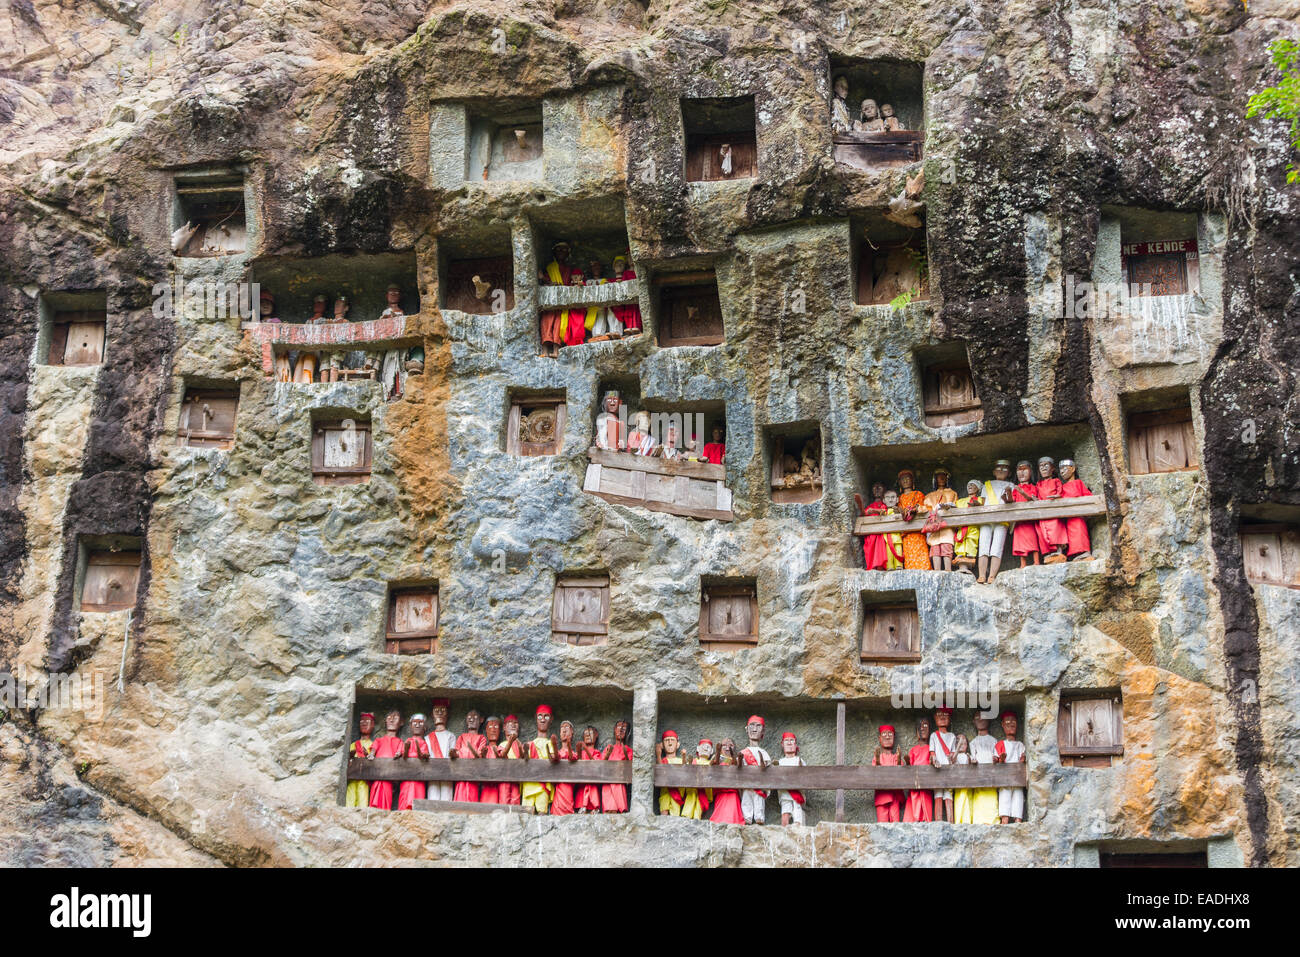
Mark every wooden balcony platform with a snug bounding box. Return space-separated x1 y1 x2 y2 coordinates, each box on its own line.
653 762 1027 790
583 448 734 522
347 757 633 785
242 317 417 376
853 495 1106 536
537 278 640 310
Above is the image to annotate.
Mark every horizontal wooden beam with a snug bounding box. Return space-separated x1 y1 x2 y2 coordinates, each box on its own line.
347 757 633 784
853 495 1106 536
587 448 725 482
586 489 734 523
652 763 1028 790
411 799 530 814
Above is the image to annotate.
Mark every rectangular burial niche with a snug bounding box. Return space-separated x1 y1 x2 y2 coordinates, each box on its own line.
505 389 566 456
1113 207 1201 298
829 58 925 170
1238 506 1300 590
466 101 544 182
1122 388 1198 475
439 224 514 315
1057 690 1123 767
854 213 929 306
384 584 439 655
853 422 1108 569
637 398 726 460
552 573 610 645
172 168 247 257
915 341 981 428
342 684 635 809
38 290 107 366
311 413 372 486
76 536 142 613
177 381 240 449
252 251 419 325
860 590 920 663
652 693 1024 826
654 268 724 347
698 577 759 650
768 421 823 504
682 96 758 182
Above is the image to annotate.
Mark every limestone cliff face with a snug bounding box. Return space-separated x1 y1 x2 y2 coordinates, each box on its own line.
1 0 1297 867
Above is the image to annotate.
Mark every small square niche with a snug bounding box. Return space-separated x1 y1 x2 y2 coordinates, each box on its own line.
829 58 924 170
699 579 758 650
440 225 515 315
385 585 439 655
1058 691 1123 768
916 342 982 428
311 414 373 486
467 103 544 182
860 591 920 664
682 97 757 182
178 382 240 449
1116 208 1201 298
39 290 107 366
655 270 724 347
172 170 247 257
78 537 142 613
855 213 928 306
1123 388 1197 475
768 422 823 504
506 391 566 456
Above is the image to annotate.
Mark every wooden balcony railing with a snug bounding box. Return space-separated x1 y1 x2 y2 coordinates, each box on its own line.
537 278 640 310
584 448 734 522
853 495 1106 537
242 317 416 376
653 762 1027 790
347 757 633 785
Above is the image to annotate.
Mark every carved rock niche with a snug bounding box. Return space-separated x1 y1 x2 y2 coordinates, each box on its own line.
552 574 610 645
441 225 515 316
40 290 108 366
507 392 566 456
860 591 920 664
172 169 247 257
178 383 240 449
79 539 142 613
1057 692 1123 768
829 58 925 170
682 96 757 182
699 579 758 650
916 342 981 429
1239 516 1300 590
386 585 439 655
769 423 823 504
1123 388 1198 475
654 270 724 347
467 103 543 182
855 212 929 306
311 414 373 486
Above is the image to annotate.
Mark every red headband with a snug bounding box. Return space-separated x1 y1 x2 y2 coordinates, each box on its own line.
781 732 797 741
662 729 678 740
698 739 713 748
536 705 552 716
936 707 953 715
879 724 895 734
359 712 375 721
431 698 450 708
504 714 518 723
999 710 1016 720
747 715 764 726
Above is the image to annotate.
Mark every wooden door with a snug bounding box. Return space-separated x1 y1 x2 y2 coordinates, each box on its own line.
387 588 438 653
1241 529 1284 584
552 576 610 645
323 425 364 468
179 391 239 448
54 313 105 366
82 552 141 611
661 285 724 346
1128 408 1197 474
861 605 919 661
685 133 757 182
701 586 757 643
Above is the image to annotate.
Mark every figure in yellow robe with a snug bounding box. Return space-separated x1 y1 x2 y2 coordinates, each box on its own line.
345 736 373 807
522 736 556 813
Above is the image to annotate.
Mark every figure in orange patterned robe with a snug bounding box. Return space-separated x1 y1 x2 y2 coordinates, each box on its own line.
903 718 934 822
872 725 905 823
453 709 487 803
601 720 633 813
897 469 930 570
368 709 404 810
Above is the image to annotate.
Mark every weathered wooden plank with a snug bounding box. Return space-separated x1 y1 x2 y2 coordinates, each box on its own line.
537 278 639 310
347 757 633 784
411 799 530 814
587 490 734 523
835 702 846 823
652 763 1027 790
586 448 725 482
853 495 1106 536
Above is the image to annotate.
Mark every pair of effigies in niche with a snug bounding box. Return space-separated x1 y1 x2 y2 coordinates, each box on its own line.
830 73 924 170
347 702 633 815
857 458 1096 583
657 710 1026 825
537 241 643 357
262 287 423 399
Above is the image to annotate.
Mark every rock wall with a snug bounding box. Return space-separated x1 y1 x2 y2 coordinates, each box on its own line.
1 0 1297 867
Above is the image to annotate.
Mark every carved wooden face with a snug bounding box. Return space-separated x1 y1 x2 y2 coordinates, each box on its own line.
432 705 448 727
860 99 879 120
973 716 990 733
881 104 895 118
614 720 628 741
697 741 713 759
880 728 895 748
782 736 798 755
1038 459 1054 479
387 288 401 305
968 482 982 497
603 394 620 415
993 464 1010 480
553 244 570 263
410 716 427 736
746 719 764 742
834 76 848 98
934 471 949 489
583 727 596 747
917 718 931 741
504 718 519 736
713 427 725 443
899 472 914 491
560 721 574 743
662 735 678 755
1016 463 1032 482
536 711 552 732
485 719 501 742
883 491 899 508
334 299 348 319
359 714 374 736
385 711 402 733
1060 462 1076 481
934 710 951 730
1000 713 1018 736
465 710 481 731
871 482 886 500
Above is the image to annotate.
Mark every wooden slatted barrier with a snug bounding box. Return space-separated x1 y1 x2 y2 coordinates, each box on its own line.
347 757 633 785
583 448 734 522
853 495 1106 537
652 762 1028 790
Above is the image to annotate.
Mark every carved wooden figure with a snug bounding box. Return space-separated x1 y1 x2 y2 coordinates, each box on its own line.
708 738 745 824
978 461 1014 583
452 709 487 802
611 256 643 334
994 710 1027 823
740 715 771 824
657 729 686 816
539 241 580 358
898 469 930 570
855 98 885 132
968 715 1000 824
701 425 726 466
924 468 958 570
831 75 853 133
600 719 633 813
346 712 375 807
497 714 524 806
953 734 974 823
425 698 456 801
478 715 504 805
953 479 983 572
397 713 431 810
928 707 956 823
521 704 558 814
880 103 902 130
1035 456 1069 563
594 390 626 451
1057 459 1094 560
368 709 404 811
1004 461 1042 567
551 720 581 815
681 738 714 820
872 725 904 822
903 717 933 822
575 726 603 812
776 732 807 826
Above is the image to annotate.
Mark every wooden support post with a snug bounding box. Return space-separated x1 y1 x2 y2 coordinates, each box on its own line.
835 702 846 823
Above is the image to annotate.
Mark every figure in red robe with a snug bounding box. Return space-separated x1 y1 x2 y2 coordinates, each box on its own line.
1005 460 1043 565
478 715 503 804
1034 456 1068 563
856 483 890 570
368 709 405 810
700 425 726 466
872 724 905 822
611 256 642 333
601 719 633 813
453 709 487 803
707 738 745 824
497 715 524 805
903 718 934 822
1058 459 1093 559
575 726 603 812
397 713 431 810
551 720 580 815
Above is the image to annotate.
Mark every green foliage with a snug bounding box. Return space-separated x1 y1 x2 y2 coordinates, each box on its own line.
1247 39 1300 184
889 247 929 311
